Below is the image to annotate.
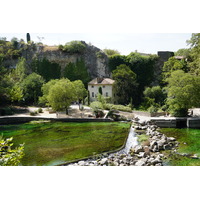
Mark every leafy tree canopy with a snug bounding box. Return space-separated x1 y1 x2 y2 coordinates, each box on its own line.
166 70 200 116
162 57 188 80
112 64 138 105
20 73 44 104
46 79 76 113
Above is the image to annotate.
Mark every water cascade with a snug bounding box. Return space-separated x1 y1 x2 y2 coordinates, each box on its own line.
118 126 138 154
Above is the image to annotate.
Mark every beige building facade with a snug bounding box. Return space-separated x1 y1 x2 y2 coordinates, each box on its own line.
88 78 115 102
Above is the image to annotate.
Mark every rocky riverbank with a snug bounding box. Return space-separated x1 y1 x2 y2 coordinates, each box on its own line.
66 120 179 166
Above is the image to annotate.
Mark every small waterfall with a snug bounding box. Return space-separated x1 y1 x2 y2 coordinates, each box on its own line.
118 126 138 154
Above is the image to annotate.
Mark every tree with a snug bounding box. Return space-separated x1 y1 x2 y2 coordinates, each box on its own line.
61 41 86 54
21 73 44 104
31 58 61 82
162 57 187 80
26 33 31 43
112 64 138 105
63 58 90 86
186 33 200 75
108 54 127 72
98 86 103 95
73 80 87 108
47 79 76 114
142 86 166 110
15 57 27 82
39 79 59 106
166 70 200 116
103 49 120 56
0 136 24 166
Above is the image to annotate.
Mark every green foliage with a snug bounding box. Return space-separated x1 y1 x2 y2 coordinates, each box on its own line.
90 101 104 111
108 54 127 71
112 64 138 105
63 58 90 86
73 80 87 103
186 33 200 75
103 48 120 56
0 136 24 166
21 73 44 104
46 79 76 113
142 86 166 110
60 41 86 54
39 79 59 106
0 38 22 62
38 108 43 113
15 57 27 81
9 85 23 103
175 48 190 57
162 57 188 80
166 70 200 116
98 86 103 95
31 58 61 82
104 104 132 112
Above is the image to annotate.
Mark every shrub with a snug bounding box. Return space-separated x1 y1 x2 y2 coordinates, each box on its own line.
90 101 103 111
38 108 43 113
0 136 24 166
62 41 86 54
30 111 38 116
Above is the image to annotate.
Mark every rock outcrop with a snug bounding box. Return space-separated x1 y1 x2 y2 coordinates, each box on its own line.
24 41 110 79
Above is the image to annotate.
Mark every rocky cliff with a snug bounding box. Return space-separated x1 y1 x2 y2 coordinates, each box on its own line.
23 41 110 79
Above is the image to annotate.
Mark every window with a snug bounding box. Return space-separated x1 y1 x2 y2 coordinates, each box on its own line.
103 86 105 88
106 92 108 97
92 92 94 97
91 85 94 88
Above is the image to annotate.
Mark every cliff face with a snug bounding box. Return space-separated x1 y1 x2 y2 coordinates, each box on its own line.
27 42 110 79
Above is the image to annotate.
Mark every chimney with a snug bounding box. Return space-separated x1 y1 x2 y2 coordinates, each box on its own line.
97 77 103 83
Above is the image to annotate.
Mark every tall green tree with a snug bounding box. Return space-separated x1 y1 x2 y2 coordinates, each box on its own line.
166 70 200 116
63 58 90 86
21 73 44 104
31 58 61 82
47 79 76 114
112 64 138 105
162 57 188 81
39 79 59 106
186 33 200 75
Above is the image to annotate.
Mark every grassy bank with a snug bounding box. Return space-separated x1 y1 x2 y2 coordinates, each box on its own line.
160 128 200 166
0 121 130 166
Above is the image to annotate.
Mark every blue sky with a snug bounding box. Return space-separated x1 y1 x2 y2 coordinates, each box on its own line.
0 33 191 55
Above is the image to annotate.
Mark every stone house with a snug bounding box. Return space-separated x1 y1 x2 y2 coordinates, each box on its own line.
88 77 115 102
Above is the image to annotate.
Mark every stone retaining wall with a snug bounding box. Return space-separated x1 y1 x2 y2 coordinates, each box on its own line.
0 116 112 125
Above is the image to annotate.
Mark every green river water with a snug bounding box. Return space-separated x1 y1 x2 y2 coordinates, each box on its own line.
0 121 130 166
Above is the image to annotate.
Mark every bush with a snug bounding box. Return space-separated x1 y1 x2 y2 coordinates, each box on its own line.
0 136 24 166
30 111 38 116
61 41 86 54
38 108 43 113
104 104 132 112
90 101 103 111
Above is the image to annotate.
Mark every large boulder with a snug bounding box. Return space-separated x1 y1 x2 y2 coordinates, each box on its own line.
134 145 144 154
